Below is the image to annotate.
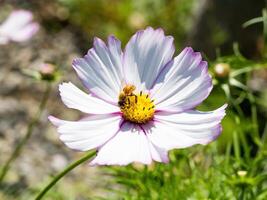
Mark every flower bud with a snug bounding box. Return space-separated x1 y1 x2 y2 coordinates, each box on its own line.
39 63 56 81
237 170 247 177
214 63 230 78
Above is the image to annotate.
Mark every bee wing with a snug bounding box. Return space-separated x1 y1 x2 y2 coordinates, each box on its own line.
120 79 126 90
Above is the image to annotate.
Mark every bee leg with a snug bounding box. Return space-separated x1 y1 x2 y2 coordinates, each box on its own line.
127 98 131 108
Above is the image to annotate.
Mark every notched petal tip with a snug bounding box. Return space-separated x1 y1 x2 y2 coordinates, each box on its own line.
107 34 118 43
192 51 202 60
160 156 170 164
204 124 223 145
93 37 107 48
59 81 72 89
144 26 154 32
176 47 194 58
155 27 164 32
48 115 64 127
221 103 228 109
166 35 174 43
58 81 67 89
215 104 228 118
203 105 227 144
184 46 193 52
107 35 121 47
58 82 71 96
72 58 81 67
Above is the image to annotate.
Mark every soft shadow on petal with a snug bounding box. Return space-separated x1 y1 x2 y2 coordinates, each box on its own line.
90 122 151 165
146 104 227 150
90 121 167 165
59 82 120 114
72 36 123 104
123 27 175 91
150 47 212 113
48 114 122 151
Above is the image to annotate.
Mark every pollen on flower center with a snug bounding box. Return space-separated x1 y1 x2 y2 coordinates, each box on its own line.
118 85 155 124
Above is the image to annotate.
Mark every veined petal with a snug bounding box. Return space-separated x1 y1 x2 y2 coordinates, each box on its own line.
123 27 175 91
146 105 226 150
48 114 122 151
91 122 155 165
150 47 212 112
59 82 119 114
72 36 123 103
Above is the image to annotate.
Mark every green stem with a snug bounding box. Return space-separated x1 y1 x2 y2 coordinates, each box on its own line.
0 83 52 182
233 130 241 164
247 93 261 147
239 186 245 200
263 9 267 55
35 151 96 200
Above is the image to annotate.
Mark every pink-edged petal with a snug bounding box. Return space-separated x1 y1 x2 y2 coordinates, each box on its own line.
73 36 123 103
9 23 39 42
49 116 66 126
90 122 154 165
148 142 169 163
146 105 227 150
123 27 175 91
48 114 122 151
150 47 212 113
59 82 119 114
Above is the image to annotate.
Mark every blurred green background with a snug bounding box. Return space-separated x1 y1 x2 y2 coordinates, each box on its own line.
0 0 267 199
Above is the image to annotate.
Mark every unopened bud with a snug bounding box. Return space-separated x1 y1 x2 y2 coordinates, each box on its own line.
39 63 56 81
214 63 230 78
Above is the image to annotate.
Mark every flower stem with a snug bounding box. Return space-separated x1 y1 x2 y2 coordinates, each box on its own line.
0 83 52 182
35 150 96 200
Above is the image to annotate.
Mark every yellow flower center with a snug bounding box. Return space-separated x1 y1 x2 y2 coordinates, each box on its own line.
118 85 155 124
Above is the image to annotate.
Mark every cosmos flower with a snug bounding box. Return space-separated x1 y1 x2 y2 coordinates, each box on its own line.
49 27 227 165
0 10 39 45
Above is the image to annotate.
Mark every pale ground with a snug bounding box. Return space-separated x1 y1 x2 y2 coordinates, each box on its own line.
0 26 112 199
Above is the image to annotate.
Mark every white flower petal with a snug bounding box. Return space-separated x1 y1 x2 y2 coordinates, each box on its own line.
0 10 38 43
8 23 39 42
150 47 212 112
123 27 174 91
90 122 155 165
0 10 33 33
146 105 226 150
59 82 119 114
48 114 122 151
148 142 169 163
72 36 123 103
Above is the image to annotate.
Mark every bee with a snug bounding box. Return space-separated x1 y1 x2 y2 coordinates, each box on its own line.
118 85 136 108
